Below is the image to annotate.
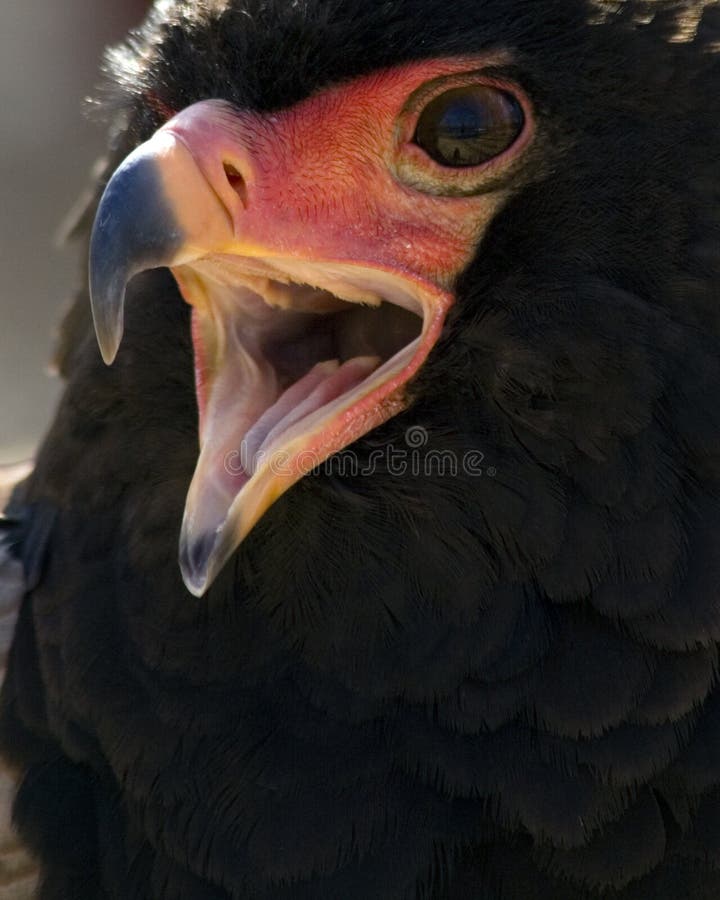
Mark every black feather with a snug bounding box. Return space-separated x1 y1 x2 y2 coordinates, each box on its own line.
2 1 720 897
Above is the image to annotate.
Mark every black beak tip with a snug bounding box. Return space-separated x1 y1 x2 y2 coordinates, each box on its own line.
179 530 219 597
88 147 185 366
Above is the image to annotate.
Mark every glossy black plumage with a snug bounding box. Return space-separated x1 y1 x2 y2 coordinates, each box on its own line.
2 1 720 897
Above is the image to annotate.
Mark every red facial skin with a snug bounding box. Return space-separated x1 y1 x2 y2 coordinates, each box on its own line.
164 55 533 285
163 55 533 426
123 56 535 592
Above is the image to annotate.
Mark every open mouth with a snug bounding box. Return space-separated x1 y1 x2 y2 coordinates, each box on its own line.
86 56 534 595
87 69 512 595
173 255 445 594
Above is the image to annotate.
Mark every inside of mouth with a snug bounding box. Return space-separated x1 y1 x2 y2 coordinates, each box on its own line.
177 261 424 489
250 285 422 389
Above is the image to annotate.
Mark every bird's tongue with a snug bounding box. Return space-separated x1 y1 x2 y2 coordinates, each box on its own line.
180 347 380 582
242 356 381 471
170 262 434 594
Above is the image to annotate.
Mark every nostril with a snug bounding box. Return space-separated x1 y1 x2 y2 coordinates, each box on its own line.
223 162 248 206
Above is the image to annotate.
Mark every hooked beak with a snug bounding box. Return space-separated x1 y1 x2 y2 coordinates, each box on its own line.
88 66 500 594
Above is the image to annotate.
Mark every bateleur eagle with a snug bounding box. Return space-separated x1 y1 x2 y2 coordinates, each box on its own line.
2 1 720 898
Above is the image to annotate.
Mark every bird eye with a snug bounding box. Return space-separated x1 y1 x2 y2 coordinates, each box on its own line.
413 85 525 168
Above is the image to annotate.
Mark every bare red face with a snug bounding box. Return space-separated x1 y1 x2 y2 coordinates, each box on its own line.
89 56 534 594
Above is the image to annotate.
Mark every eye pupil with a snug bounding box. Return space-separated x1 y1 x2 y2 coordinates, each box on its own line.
413 85 525 168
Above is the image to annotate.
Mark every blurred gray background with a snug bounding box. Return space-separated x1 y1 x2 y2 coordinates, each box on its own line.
0 0 149 463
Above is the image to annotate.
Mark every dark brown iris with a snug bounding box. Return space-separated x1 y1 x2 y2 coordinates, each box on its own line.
413 85 525 168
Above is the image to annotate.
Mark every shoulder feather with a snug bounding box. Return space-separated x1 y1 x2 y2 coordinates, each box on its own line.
0 462 37 898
